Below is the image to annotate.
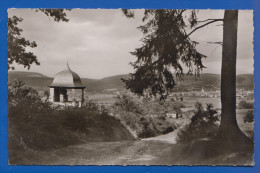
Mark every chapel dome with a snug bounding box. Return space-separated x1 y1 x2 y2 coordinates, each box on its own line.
50 63 85 88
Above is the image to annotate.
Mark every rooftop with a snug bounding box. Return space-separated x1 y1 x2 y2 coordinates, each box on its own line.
49 63 85 88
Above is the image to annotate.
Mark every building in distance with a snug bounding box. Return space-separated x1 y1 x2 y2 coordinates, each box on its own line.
49 63 86 107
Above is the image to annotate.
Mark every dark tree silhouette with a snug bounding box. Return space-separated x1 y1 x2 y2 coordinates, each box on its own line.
8 9 69 70
122 9 253 151
215 10 253 151
122 10 207 100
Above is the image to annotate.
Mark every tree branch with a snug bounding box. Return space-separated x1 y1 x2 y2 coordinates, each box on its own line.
179 9 187 16
122 9 135 18
197 18 223 23
187 19 223 37
207 41 223 45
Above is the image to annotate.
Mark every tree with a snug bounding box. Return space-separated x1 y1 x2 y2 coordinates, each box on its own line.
215 10 253 151
122 10 207 100
8 9 69 70
122 9 253 152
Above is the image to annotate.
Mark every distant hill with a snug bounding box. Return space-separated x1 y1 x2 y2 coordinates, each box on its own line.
174 73 254 91
8 71 129 91
8 71 254 91
174 73 221 91
8 71 53 90
82 74 129 91
236 74 254 90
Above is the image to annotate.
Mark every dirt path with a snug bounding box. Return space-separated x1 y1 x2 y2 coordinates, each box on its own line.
142 118 189 144
12 135 253 165
12 140 178 165
12 123 189 165
141 128 179 144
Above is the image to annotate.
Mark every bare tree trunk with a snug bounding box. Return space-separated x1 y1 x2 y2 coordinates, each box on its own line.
220 10 238 129
216 10 253 151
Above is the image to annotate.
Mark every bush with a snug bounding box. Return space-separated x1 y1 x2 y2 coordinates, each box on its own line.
111 93 177 138
113 93 143 114
238 100 254 109
137 116 176 138
8 79 51 111
83 100 99 112
243 110 254 123
177 102 219 144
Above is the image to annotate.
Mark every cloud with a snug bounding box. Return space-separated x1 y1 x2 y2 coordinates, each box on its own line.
8 9 254 78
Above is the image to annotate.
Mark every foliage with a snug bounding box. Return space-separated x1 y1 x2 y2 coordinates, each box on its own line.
111 93 178 138
36 9 70 22
121 9 217 99
138 116 176 138
8 16 38 70
8 79 51 111
113 94 144 114
243 110 254 123
83 99 100 112
8 9 69 70
238 100 254 109
177 102 219 144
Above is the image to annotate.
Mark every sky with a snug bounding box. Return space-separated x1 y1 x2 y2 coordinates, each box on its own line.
8 9 254 79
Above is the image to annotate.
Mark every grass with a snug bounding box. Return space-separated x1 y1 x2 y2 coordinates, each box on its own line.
10 138 254 165
9 106 134 165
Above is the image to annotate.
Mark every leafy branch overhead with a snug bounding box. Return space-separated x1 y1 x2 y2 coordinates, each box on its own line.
121 9 223 99
8 9 70 70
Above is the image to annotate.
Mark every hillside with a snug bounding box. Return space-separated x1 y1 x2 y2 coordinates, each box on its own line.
8 71 53 90
83 74 129 91
174 73 221 91
8 71 254 91
236 74 254 90
173 73 254 91
9 105 135 163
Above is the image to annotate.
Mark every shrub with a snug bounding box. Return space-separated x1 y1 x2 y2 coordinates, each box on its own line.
113 93 143 114
243 110 254 123
177 102 219 144
137 116 176 138
83 100 99 112
111 94 177 138
163 126 174 134
238 100 254 109
8 79 51 111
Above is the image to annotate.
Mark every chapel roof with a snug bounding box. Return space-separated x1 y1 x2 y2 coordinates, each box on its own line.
49 63 85 88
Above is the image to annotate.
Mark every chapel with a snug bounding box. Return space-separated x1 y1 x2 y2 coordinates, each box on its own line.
49 63 86 107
